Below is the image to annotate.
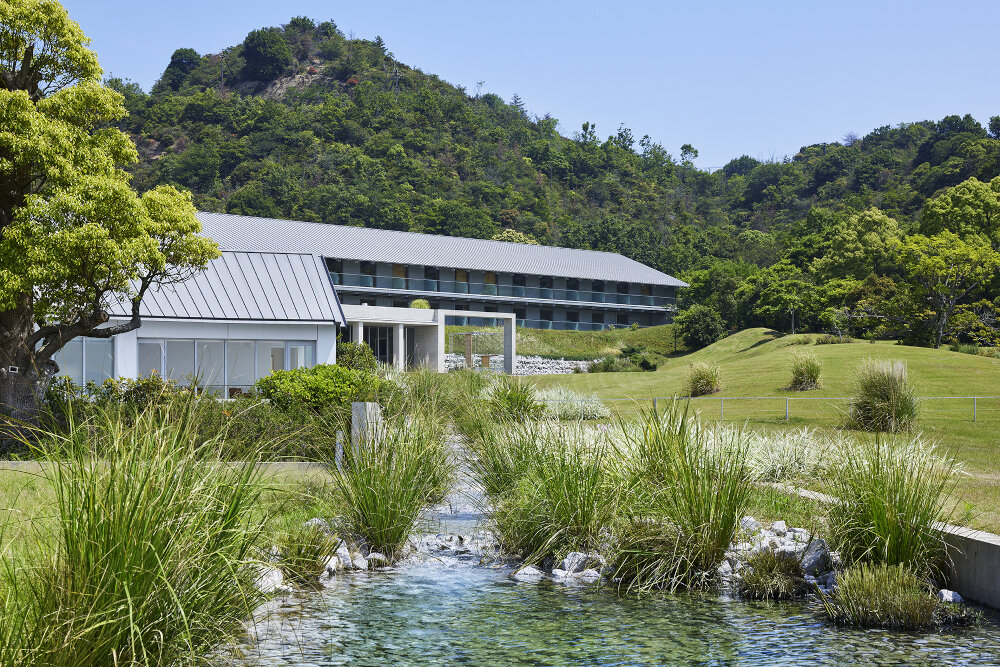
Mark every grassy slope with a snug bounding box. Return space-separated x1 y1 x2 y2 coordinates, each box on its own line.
446 323 684 360
531 328 1000 531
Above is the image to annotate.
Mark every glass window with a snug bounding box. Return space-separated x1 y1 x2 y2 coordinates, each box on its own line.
617 282 630 294
641 284 652 296
288 342 315 369
514 307 526 319
566 278 579 291
513 274 526 287
424 266 439 279
540 308 553 321
592 312 604 324
196 340 225 389
393 264 407 279
361 261 376 276
567 310 579 323
455 269 469 283
227 341 255 390
55 338 84 385
484 271 497 285
84 339 114 385
137 340 163 378
592 280 605 292
540 276 553 289
257 341 285 380
165 339 195 384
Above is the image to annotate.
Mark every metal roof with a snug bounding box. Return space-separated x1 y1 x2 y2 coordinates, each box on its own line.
107 251 345 324
197 212 688 288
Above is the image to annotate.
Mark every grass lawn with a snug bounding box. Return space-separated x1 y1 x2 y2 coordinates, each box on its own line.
447 323 685 361
530 328 1000 532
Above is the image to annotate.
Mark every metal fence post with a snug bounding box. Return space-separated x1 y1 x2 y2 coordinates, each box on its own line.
785 397 789 421
720 397 725 421
974 396 977 423
653 397 658 413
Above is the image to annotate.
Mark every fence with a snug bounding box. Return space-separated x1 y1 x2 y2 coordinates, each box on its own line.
541 396 1000 424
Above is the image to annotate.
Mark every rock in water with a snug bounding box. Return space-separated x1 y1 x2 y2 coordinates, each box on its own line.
800 538 830 575
256 565 286 594
561 551 604 573
335 544 353 571
510 566 545 581
938 589 965 604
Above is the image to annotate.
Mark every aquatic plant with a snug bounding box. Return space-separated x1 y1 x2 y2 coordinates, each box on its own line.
738 550 809 601
275 522 340 586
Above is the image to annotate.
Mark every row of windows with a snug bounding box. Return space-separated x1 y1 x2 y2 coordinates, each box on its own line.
52 337 115 386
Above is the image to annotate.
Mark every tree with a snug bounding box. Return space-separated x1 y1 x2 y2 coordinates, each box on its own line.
242 28 293 81
0 0 218 433
675 304 726 350
157 47 201 91
920 176 1000 250
491 229 539 245
812 208 903 280
892 232 1000 348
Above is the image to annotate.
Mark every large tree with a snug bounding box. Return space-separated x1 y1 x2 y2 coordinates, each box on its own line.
0 0 218 435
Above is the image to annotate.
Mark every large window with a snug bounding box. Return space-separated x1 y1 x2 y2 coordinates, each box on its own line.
53 337 114 386
138 338 316 395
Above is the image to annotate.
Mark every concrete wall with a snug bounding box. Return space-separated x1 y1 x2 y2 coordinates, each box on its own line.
940 524 1000 609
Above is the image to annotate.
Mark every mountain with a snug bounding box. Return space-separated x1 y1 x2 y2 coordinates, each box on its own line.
105 16 1000 337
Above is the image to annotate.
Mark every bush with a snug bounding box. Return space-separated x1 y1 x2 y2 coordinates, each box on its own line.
846 359 917 432
336 338 377 371
537 386 612 420
820 563 960 630
788 351 821 390
738 550 809 600
465 421 543 501
485 375 544 422
256 364 388 414
409 298 430 309
587 345 657 373
828 437 955 578
817 334 854 344
949 342 979 355
675 305 726 351
685 362 722 396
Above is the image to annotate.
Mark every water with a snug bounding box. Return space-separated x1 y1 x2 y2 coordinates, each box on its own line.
229 531 1000 666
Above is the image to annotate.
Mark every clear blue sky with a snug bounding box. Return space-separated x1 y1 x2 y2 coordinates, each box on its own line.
63 0 1000 169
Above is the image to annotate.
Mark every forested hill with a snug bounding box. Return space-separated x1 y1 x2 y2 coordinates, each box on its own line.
108 17 1000 344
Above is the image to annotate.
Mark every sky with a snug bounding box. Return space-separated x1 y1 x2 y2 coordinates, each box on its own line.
63 0 1000 169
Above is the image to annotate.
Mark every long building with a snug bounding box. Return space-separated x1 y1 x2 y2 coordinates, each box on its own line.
53 212 685 391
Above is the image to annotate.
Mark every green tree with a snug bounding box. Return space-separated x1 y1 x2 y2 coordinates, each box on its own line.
812 208 903 280
0 0 218 432
157 47 202 91
892 231 1000 348
675 304 726 350
491 228 539 245
242 28 293 81
919 176 1000 250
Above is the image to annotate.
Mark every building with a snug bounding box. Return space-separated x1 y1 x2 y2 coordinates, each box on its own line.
52 212 683 389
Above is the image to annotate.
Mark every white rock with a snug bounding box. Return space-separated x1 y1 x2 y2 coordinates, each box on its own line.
800 539 830 575
336 545 353 570
551 568 570 579
510 565 545 581
574 568 601 583
772 520 787 536
322 555 343 577
352 553 369 570
740 516 761 531
256 565 286 594
938 589 964 604
718 561 733 577
561 551 604 573
367 552 389 567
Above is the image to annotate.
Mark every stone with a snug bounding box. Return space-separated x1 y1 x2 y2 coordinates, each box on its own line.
575 568 601 583
256 565 286 594
304 517 331 532
322 555 343 577
335 545 354 571
800 538 830 575
938 589 964 604
740 516 761 531
561 551 604 573
771 520 787 536
718 561 733 577
352 553 369 570
510 565 545 581
367 552 389 567
551 568 570 579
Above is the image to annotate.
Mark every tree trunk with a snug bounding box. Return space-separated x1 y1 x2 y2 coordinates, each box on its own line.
0 298 54 453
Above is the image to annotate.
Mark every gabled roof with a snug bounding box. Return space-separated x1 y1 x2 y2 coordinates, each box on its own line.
107 251 345 325
197 212 688 288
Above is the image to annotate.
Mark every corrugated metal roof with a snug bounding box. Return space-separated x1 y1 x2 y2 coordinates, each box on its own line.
197 212 688 288
107 251 345 324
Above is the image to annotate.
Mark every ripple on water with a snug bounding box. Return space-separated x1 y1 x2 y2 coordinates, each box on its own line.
225 558 1000 666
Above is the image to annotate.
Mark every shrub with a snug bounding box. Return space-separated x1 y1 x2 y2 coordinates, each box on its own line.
685 362 722 396
820 563 945 630
537 386 612 420
675 305 726 351
587 345 657 373
738 550 809 600
275 523 340 586
788 351 821 390
256 363 388 414
0 398 269 664
329 417 452 561
337 338 377 371
949 342 979 356
409 298 430 309
828 436 955 578
485 375 544 422
816 333 854 344
846 359 917 432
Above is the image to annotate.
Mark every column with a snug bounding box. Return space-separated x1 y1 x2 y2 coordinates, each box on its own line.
393 322 405 371
503 317 516 374
351 321 364 346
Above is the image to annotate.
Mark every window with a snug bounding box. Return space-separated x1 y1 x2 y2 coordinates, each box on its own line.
540 308 553 321
196 340 225 389
567 310 579 323
53 337 115 386
455 269 469 283
513 274 526 287
484 271 497 285
165 339 195 384
592 280 605 292
514 307 527 320
227 341 255 390
325 258 343 284
392 263 408 289
360 261 376 288
540 276 553 288
257 341 285 378
424 266 439 280
592 312 604 324
138 340 163 378
361 261 376 276
641 284 652 296
566 278 579 291
617 282 629 294
288 343 314 369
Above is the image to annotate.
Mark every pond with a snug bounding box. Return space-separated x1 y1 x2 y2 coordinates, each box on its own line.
229 523 1000 666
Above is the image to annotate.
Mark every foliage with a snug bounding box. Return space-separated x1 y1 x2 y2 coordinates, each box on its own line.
242 28 294 80
819 563 978 630
846 359 918 432
0 398 269 664
409 298 430 309
738 550 809 601
336 337 378 371
485 375 544 422
275 523 340 586
685 361 722 396
255 363 388 413
327 417 452 561
788 350 822 390
588 344 657 373
675 304 726 350
536 386 611 420
827 436 955 578
491 228 540 244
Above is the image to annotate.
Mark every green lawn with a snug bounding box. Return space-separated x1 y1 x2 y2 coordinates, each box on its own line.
530 328 1000 532
447 323 685 361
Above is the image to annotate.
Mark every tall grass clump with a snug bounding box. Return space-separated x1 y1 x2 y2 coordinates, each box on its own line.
491 425 619 564
738 550 809 600
828 436 956 578
0 397 269 665
611 403 756 590
788 350 821 390
275 523 340 586
846 358 917 432
485 375 545 422
329 417 452 561
820 563 939 629
685 362 722 396
465 421 542 502
537 386 612 420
